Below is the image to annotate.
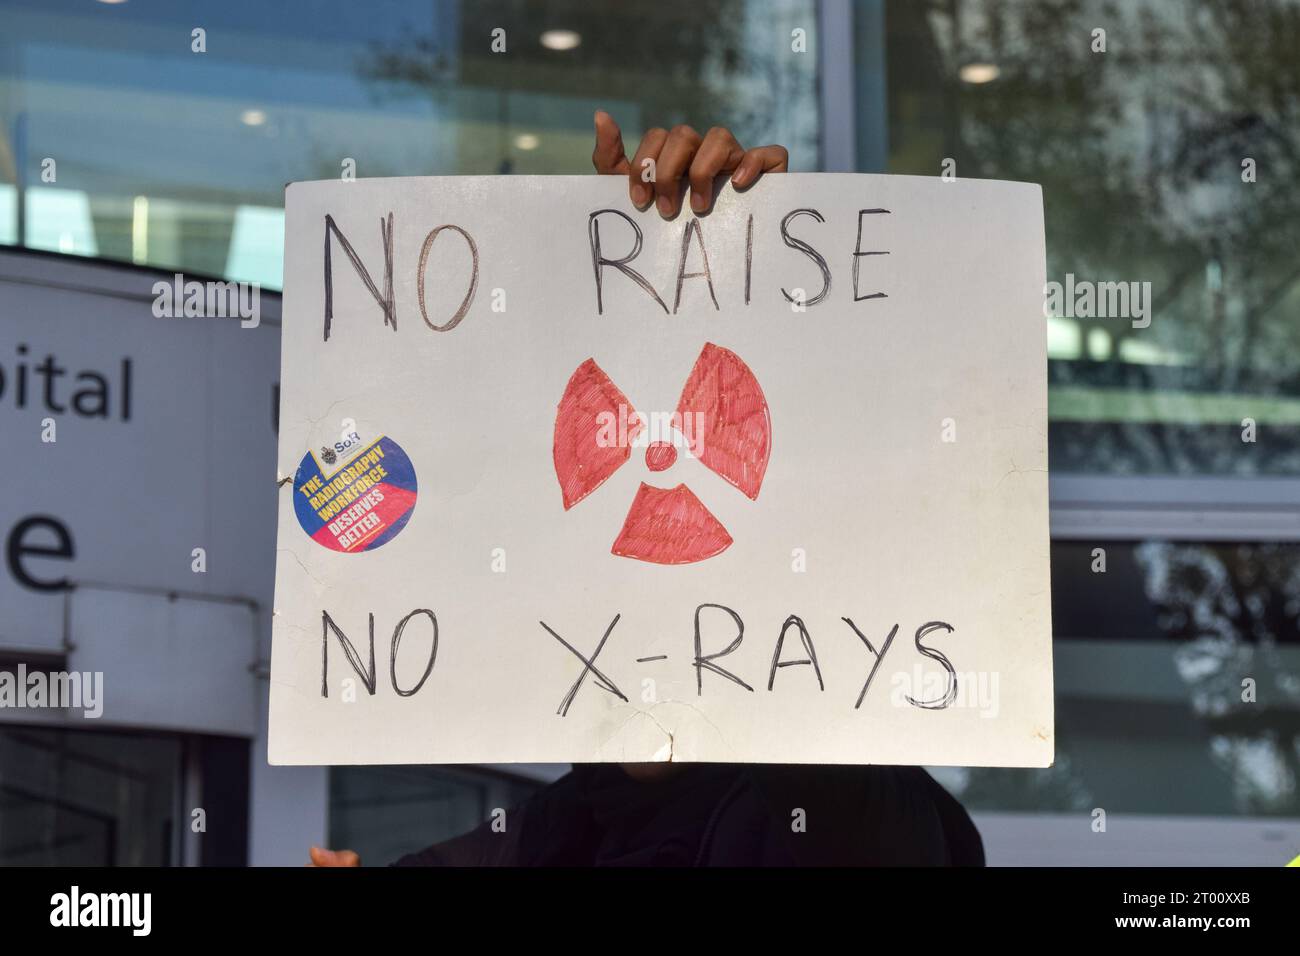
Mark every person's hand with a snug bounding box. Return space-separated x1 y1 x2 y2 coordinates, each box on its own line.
308 846 360 867
592 110 788 218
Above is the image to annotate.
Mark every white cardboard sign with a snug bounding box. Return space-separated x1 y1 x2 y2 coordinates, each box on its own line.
269 174 1053 768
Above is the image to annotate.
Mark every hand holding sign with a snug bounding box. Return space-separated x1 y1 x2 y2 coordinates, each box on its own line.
591 110 789 215
307 847 360 867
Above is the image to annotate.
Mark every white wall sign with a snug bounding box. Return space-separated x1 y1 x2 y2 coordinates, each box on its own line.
0 249 278 737
270 174 1052 767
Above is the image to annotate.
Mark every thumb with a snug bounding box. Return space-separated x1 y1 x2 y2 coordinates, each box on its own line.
309 846 360 867
592 110 630 175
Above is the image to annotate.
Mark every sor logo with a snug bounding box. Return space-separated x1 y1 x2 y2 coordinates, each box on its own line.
334 431 364 455
322 431 364 467
553 342 771 564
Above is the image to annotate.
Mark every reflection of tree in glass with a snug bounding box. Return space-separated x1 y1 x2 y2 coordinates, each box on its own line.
947 751 1095 814
1136 541 1300 814
896 0 1300 474
354 0 819 173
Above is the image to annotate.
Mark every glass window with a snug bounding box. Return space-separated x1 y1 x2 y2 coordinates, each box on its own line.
879 0 1300 476
0 0 820 289
0 726 183 865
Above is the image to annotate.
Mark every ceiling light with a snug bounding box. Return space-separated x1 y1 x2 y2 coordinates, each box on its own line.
240 109 267 127
540 29 581 51
959 62 1000 84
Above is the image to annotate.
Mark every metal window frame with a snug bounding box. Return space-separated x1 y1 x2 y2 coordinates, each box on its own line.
817 0 858 171
1050 473 1300 542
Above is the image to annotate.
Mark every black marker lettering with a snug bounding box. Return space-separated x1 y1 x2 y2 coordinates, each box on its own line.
323 213 395 341
908 621 958 709
672 219 719 313
744 213 753 305
852 208 891 301
540 614 628 716
693 603 754 695
389 609 438 697
779 208 831 307
767 614 825 691
588 209 668 315
321 610 377 698
416 225 479 332
843 618 899 710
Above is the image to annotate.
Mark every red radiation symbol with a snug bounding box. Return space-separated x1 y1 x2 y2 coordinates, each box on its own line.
552 342 771 564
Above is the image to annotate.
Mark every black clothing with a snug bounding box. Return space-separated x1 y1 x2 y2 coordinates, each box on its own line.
393 764 983 866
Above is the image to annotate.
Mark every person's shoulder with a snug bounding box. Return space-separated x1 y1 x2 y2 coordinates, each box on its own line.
737 764 985 866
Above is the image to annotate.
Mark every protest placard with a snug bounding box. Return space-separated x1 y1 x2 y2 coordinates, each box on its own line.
269 173 1051 767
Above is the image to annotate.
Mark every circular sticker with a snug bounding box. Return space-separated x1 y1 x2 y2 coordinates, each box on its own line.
293 433 418 553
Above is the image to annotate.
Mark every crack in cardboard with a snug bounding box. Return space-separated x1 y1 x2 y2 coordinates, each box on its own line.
606 700 735 762
277 548 326 590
